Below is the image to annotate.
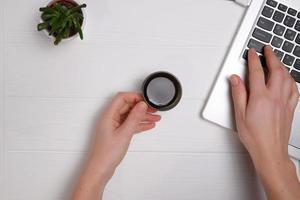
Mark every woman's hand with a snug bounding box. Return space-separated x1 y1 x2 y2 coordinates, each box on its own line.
71 92 161 200
230 46 300 200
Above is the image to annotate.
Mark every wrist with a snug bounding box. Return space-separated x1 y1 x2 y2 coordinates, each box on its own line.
84 157 115 187
254 156 296 181
250 148 292 180
251 153 299 197
71 155 115 200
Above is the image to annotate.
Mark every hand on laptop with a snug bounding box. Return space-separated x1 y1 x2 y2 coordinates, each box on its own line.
71 92 161 200
230 46 300 200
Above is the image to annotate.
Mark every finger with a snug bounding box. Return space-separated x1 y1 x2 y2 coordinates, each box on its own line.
229 75 247 122
135 123 156 134
264 46 282 72
119 102 136 115
120 102 157 116
108 92 143 116
147 107 157 113
247 48 266 93
264 46 287 90
120 101 148 134
143 113 161 122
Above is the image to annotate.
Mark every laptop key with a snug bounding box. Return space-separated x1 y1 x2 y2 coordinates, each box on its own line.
274 49 284 60
298 12 300 19
271 36 283 48
248 39 265 54
262 6 274 18
296 34 300 45
257 17 275 31
252 28 272 43
273 11 285 23
284 29 297 41
278 4 288 12
282 41 295 53
294 59 300 70
242 49 249 60
290 70 300 83
283 54 295 66
273 24 285 36
293 46 300 57
266 0 278 8
284 15 296 27
295 20 300 32
288 8 297 16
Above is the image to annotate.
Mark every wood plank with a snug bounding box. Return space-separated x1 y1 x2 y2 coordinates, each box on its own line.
121 152 266 200
5 152 266 200
5 151 124 200
6 97 245 153
4 0 244 47
5 45 231 100
0 3 4 199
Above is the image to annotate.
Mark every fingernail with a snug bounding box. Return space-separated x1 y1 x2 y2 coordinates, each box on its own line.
157 115 162 121
230 75 239 86
265 45 272 51
249 48 256 54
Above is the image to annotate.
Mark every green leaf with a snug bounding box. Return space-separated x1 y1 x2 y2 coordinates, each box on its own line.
53 17 67 31
41 13 58 21
78 27 83 40
69 3 86 14
73 13 84 21
73 19 83 40
37 22 49 31
62 27 70 38
48 28 55 36
54 3 66 14
39 6 56 13
67 19 73 29
54 36 62 45
48 14 59 25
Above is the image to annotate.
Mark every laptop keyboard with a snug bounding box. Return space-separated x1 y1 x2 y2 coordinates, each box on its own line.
242 0 300 83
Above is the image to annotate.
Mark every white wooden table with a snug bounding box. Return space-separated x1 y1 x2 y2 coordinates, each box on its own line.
1 0 296 199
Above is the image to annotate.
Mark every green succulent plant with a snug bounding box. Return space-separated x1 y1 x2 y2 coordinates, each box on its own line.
37 2 87 45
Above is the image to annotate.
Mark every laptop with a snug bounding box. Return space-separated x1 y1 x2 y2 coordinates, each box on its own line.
203 0 300 160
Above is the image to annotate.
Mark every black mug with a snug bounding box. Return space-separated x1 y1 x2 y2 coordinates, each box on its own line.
142 71 182 111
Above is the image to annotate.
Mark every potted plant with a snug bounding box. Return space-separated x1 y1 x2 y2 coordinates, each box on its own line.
37 0 87 45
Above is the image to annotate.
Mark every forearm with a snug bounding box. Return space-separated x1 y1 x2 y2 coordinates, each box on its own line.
252 154 300 200
71 158 113 200
71 93 159 200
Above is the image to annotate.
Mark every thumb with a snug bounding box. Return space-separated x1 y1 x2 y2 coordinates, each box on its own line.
229 75 247 121
120 101 148 134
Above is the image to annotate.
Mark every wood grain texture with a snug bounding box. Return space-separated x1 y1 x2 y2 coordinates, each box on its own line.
6 97 245 153
5 46 231 101
4 0 245 101
5 152 266 200
0 2 4 198
1 0 277 199
5 0 244 46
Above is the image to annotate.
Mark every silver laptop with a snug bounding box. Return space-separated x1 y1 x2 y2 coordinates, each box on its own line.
203 0 300 159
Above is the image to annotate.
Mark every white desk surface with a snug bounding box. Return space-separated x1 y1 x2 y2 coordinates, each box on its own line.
1 0 294 199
